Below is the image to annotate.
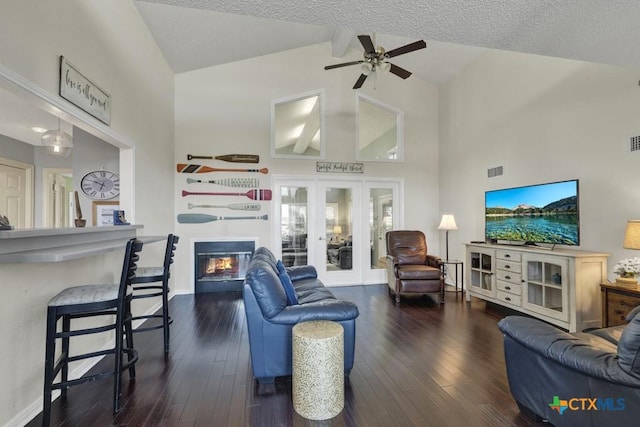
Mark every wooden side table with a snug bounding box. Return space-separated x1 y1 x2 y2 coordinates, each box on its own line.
600 282 640 327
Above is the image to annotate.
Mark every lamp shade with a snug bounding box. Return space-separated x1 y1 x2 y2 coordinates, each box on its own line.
41 129 73 158
333 225 343 235
623 220 640 249
438 214 458 231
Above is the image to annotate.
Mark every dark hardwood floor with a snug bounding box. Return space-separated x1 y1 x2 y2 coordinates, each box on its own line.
29 285 542 426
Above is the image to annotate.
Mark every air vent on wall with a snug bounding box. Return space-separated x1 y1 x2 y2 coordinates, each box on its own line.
630 135 640 152
488 166 503 178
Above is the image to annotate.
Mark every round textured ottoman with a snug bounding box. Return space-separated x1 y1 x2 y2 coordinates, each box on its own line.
292 320 344 420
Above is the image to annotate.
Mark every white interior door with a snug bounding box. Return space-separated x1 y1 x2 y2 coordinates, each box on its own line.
272 176 401 286
0 158 33 228
363 181 402 284
315 180 361 285
273 179 315 269
43 168 72 228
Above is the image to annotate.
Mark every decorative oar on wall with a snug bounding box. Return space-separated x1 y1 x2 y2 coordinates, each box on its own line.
181 189 272 200
186 177 259 188
187 203 261 211
187 154 259 163
178 213 268 223
177 164 268 174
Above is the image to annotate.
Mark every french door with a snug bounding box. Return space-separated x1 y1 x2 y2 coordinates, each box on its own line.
316 180 361 284
273 176 401 286
363 181 401 284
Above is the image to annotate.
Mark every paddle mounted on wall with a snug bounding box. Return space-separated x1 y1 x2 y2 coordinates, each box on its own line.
324 34 426 89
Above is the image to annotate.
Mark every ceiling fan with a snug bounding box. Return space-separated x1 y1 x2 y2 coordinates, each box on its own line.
324 34 427 89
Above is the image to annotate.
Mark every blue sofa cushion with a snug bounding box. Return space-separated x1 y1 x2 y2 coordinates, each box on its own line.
618 313 640 376
245 259 287 319
279 271 299 305
286 265 318 281
253 247 279 272
276 259 286 275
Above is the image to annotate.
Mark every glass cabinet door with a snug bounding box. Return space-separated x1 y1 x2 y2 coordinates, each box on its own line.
522 255 569 321
468 248 495 297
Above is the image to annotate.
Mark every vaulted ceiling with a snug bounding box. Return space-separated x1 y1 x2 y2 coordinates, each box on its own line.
135 0 640 80
4 1 640 148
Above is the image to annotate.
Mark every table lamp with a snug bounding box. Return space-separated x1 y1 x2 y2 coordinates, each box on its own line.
333 225 343 241
623 220 640 249
438 214 458 260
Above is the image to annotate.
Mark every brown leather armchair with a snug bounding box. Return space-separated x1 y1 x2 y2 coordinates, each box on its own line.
386 230 444 304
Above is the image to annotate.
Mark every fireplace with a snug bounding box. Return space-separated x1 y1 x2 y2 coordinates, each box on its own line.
194 239 256 293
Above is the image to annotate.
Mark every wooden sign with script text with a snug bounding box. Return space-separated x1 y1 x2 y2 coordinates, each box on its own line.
59 56 111 125
316 162 364 174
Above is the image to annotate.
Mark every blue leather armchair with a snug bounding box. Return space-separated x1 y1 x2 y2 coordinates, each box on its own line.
498 308 640 426
243 247 359 385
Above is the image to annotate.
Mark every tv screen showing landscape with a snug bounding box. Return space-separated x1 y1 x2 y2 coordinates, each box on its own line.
485 180 579 245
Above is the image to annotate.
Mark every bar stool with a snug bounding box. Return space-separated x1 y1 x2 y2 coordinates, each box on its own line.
43 238 143 426
131 234 179 355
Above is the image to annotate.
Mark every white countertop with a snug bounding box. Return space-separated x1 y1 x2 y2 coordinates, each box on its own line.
0 225 165 263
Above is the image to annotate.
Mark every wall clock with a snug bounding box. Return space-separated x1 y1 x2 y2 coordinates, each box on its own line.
80 170 120 200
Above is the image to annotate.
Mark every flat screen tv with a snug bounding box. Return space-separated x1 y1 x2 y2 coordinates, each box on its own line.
485 179 579 246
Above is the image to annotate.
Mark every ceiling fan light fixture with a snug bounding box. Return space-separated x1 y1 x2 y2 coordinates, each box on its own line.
41 119 73 158
361 63 373 75
323 34 426 90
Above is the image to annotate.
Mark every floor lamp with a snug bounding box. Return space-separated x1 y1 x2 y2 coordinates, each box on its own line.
438 214 458 261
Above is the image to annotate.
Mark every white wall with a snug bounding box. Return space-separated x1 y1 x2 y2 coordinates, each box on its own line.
439 48 640 275
0 1 174 425
174 42 440 293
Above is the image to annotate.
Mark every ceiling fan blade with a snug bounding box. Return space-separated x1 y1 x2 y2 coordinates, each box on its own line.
385 40 427 58
324 60 364 70
358 35 376 54
389 63 412 79
353 74 368 89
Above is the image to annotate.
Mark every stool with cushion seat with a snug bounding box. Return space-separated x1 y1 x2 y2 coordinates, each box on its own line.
43 238 143 426
385 230 444 304
131 234 179 355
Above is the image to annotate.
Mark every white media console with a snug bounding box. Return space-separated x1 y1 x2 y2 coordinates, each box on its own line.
465 243 609 332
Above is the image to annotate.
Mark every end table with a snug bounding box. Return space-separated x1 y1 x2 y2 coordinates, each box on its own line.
441 259 464 294
600 281 640 327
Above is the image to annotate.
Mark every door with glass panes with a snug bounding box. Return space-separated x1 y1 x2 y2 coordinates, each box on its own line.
274 177 401 285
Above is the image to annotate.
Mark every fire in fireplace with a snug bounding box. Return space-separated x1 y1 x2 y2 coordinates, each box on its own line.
194 239 256 293
198 251 248 281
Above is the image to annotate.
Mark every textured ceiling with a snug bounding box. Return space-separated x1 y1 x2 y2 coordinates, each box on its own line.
5 1 640 147
138 0 640 70
133 1 486 85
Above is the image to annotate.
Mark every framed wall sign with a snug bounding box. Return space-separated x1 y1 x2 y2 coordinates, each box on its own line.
59 56 111 125
92 200 119 226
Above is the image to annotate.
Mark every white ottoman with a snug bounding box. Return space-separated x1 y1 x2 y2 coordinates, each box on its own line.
292 320 344 420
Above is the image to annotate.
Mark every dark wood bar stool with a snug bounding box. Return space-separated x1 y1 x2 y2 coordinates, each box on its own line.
42 238 143 426
131 234 179 355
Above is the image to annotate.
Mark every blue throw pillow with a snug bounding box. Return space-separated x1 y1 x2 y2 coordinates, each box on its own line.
279 272 298 305
276 259 286 275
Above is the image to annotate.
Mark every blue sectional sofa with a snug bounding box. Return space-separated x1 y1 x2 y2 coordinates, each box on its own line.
243 247 359 385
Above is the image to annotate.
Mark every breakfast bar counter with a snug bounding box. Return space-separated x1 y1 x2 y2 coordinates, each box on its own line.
0 225 164 263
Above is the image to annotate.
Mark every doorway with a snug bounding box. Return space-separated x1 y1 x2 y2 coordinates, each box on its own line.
0 157 33 228
273 176 401 286
42 168 73 228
